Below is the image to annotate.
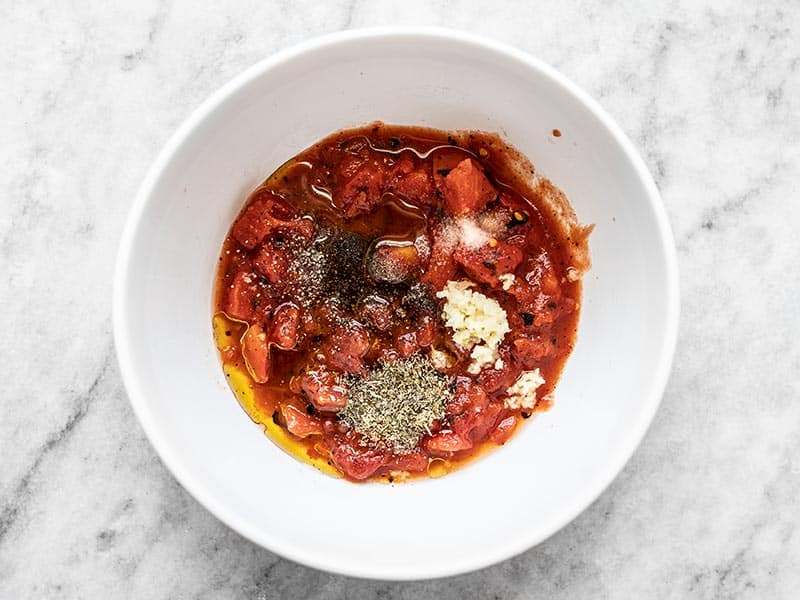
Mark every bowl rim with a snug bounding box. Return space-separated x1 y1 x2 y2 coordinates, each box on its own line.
113 26 680 580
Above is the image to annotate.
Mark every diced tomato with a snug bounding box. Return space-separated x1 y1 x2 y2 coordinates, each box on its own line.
396 332 418 358
300 366 348 412
379 347 401 362
512 336 550 367
392 169 435 205
446 377 488 416
506 276 539 308
293 218 315 238
432 148 467 191
269 303 301 350
252 243 290 284
390 152 415 176
454 240 523 287
393 316 437 359
526 252 560 295
358 297 393 331
303 302 345 338
507 282 563 328
414 317 436 348
326 323 371 375
232 191 312 249
335 159 388 217
281 404 324 438
384 451 428 473
488 414 517 445
300 310 321 337
327 435 386 480
476 349 520 394
422 431 473 455
241 323 270 383
223 271 262 322
458 401 503 442
441 379 507 446
321 418 350 435
421 233 457 290
338 153 368 179
232 197 275 249
442 158 497 216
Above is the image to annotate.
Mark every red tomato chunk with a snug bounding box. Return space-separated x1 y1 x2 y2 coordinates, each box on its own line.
442 158 497 215
241 323 270 383
300 367 348 412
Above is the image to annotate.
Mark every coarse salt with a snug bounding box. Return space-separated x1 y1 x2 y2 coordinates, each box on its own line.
435 210 511 253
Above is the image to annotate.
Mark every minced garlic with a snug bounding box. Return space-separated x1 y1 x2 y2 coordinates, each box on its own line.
429 347 456 370
436 280 510 374
565 266 581 282
504 369 546 410
498 273 515 291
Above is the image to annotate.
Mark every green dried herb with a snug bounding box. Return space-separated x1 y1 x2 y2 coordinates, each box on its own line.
340 355 452 453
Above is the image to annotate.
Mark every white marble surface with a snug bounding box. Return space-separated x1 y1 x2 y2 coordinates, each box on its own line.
2 1 799 597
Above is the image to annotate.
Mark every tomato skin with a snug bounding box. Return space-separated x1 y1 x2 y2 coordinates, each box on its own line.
281 404 325 438
384 451 428 473
241 323 270 383
422 430 473 455
489 415 518 445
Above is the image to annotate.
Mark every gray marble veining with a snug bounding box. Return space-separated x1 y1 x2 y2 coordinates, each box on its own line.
2 1 799 598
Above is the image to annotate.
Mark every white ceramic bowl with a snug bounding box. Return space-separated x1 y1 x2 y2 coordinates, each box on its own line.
114 28 678 580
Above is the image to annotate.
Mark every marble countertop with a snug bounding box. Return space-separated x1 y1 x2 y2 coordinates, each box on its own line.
2 1 799 598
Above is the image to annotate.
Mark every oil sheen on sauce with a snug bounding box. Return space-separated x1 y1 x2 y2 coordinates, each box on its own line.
213 123 588 482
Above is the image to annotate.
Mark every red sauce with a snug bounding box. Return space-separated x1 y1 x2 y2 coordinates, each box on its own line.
214 123 588 482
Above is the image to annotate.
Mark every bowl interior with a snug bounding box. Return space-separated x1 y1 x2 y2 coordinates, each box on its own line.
115 30 677 579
